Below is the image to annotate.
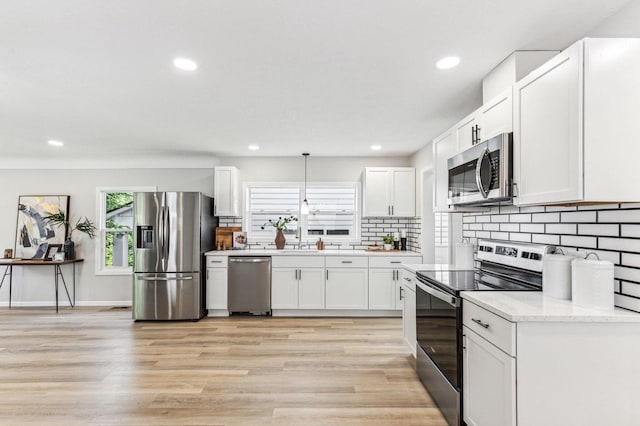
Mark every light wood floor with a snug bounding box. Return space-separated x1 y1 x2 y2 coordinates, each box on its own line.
0 308 447 426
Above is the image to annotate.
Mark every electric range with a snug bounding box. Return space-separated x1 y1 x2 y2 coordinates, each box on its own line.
414 239 556 426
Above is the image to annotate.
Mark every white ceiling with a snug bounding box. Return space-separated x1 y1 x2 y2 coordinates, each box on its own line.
0 0 632 161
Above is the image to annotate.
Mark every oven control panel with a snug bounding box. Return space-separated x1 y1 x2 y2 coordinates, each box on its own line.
476 239 555 272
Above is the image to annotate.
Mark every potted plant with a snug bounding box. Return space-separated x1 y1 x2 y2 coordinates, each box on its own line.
261 216 297 249
43 210 97 260
382 234 394 251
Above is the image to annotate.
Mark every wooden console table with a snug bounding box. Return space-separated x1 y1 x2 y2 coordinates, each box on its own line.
0 259 83 312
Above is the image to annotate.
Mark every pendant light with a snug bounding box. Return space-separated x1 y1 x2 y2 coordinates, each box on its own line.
301 153 310 215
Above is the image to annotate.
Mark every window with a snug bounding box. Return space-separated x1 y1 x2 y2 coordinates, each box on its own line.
435 212 449 246
96 187 154 275
245 183 359 242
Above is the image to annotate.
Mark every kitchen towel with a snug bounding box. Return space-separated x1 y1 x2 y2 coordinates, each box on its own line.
542 254 573 300
572 257 614 310
455 241 474 269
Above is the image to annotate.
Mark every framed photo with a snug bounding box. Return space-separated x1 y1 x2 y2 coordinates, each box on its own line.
15 195 70 258
233 231 247 249
45 244 62 261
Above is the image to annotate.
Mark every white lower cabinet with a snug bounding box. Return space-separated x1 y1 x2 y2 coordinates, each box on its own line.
369 256 422 310
368 269 398 309
297 268 325 309
271 268 299 309
325 268 368 310
400 269 416 357
206 255 228 312
463 326 516 426
272 256 326 310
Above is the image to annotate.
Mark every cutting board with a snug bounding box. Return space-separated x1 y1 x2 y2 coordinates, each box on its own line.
215 226 242 250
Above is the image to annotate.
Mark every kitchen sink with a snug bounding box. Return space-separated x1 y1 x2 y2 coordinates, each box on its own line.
279 249 319 254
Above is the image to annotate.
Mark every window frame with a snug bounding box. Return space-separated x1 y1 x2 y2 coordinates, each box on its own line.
95 186 155 276
244 181 361 244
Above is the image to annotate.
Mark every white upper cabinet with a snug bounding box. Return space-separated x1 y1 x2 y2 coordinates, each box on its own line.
433 129 457 212
514 38 640 205
363 167 415 217
456 88 513 153
455 113 479 153
213 166 240 217
480 88 513 141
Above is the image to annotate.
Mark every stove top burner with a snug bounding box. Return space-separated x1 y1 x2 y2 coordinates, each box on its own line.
416 268 540 296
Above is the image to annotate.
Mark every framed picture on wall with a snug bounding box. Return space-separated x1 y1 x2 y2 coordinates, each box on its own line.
15 195 70 258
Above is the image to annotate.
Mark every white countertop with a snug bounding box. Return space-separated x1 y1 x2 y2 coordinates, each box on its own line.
462 291 640 323
205 249 422 257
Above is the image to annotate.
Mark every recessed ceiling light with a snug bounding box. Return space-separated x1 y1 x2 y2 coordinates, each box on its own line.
436 56 461 70
173 57 198 71
371 145 382 151
248 145 260 151
48 140 64 147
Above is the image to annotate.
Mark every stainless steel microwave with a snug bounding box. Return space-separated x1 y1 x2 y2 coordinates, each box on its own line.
447 133 513 207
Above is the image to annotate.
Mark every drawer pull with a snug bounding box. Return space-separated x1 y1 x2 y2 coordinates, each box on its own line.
472 318 490 329
390 261 401 264
404 277 412 282
341 261 353 264
209 260 223 263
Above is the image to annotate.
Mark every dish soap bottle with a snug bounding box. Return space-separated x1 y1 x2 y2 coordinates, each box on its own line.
316 238 325 251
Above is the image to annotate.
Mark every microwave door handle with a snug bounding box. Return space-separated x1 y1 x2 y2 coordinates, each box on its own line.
475 146 490 199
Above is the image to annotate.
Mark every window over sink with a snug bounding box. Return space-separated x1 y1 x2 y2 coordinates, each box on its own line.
245 183 360 243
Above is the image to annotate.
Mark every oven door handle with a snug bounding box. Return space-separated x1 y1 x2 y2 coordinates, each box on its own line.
416 281 457 307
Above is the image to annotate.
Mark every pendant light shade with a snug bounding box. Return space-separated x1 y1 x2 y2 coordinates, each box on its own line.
301 153 310 215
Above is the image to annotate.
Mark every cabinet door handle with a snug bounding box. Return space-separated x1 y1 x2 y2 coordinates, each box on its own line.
472 318 490 329
298 269 302 280
391 205 394 215
472 126 476 145
326 270 329 280
399 286 404 300
388 205 391 215
206 269 209 280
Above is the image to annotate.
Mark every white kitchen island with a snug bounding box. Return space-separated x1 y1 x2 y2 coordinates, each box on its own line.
461 291 640 426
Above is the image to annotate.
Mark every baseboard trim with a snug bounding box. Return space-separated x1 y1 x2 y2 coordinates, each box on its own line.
0 301 132 308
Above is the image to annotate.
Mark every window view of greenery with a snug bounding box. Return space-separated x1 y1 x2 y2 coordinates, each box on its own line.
105 192 134 268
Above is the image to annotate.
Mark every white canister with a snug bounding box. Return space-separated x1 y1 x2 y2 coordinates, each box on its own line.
455 241 474 269
542 254 573 300
571 257 615 311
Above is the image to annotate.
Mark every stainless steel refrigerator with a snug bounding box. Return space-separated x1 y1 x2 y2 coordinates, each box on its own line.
132 192 217 321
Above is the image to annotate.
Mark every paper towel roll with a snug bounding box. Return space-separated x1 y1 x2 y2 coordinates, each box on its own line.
455 241 474 269
572 257 614 310
542 254 573 300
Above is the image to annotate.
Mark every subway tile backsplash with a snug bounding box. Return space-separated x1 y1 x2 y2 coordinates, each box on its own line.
218 216 421 252
464 204 640 313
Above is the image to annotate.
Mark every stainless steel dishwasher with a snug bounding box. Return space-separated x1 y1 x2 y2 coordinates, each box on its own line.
227 257 271 315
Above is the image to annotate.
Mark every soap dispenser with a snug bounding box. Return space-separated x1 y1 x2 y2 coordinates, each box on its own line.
316 238 325 250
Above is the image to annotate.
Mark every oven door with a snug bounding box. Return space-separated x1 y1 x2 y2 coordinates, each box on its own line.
416 281 460 389
447 133 512 206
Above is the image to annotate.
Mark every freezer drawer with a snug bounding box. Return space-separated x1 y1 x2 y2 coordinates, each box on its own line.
133 272 204 320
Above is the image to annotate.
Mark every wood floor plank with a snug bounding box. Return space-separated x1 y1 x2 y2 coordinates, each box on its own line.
0 307 446 425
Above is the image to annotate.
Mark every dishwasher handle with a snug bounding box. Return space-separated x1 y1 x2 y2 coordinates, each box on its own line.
229 257 271 263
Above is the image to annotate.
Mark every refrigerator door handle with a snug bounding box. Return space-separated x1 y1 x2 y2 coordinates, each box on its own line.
159 204 165 263
165 206 171 261
140 276 194 281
